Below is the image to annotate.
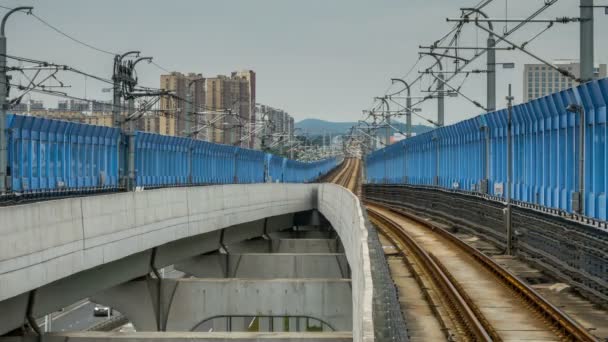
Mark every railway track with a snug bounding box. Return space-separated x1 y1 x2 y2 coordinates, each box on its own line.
368 205 494 341
326 159 350 185
326 159 597 341
325 157 360 194
366 202 598 342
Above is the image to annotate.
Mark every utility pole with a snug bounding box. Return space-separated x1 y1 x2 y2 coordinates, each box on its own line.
289 132 293 159
437 73 444 126
566 103 586 215
184 76 203 138
505 84 513 255
422 54 445 126
376 96 391 145
0 6 32 194
482 120 490 193
580 0 594 83
185 92 191 138
462 8 496 111
391 78 412 137
112 51 140 128
125 57 151 191
487 36 496 112
112 55 122 128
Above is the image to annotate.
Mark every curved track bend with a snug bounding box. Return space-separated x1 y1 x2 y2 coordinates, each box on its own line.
324 158 598 341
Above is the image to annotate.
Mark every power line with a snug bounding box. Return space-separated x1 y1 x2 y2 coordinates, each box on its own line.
30 13 117 56
2 53 116 86
151 61 171 73
365 0 562 135
2 6 177 79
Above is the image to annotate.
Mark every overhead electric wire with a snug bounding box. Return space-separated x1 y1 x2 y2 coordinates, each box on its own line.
2 6 176 86
370 0 561 130
363 2 471 116
387 97 439 126
521 22 554 48
389 0 493 96
420 0 560 99
0 6 260 144
3 54 219 122
377 5 471 106
32 12 177 78
7 80 247 135
30 13 117 56
151 61 172 73
2 53 116 86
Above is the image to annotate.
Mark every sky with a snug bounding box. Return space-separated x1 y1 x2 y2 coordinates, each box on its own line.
2 0 607 126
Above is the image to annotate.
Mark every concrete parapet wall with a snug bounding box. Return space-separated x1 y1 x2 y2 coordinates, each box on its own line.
0 184 374 341
0 184 316 303
317 184 374 342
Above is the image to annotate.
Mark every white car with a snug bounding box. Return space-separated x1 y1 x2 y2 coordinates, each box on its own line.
93 305 112 317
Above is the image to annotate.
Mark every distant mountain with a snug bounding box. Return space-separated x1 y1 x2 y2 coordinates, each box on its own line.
295 119 355 135
295 118 433 136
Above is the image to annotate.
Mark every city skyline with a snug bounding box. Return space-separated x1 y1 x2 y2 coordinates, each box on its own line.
1 2 608 340
2 0 608 126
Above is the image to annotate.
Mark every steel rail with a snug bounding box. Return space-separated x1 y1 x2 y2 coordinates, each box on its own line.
367 206 495 342
320 159 347 183
324 158 361 194
367 200 598 342
331 159 351 185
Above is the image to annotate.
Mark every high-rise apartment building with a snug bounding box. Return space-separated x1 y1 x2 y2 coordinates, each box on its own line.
256 104 295 150
11 99 44 112
523 60 607 102
58 99 88 112
205 75 233 144
14 110 114 127
71 100 89 112
91 100 113 112
185 73 206 136
160 72 205 137
231 70 256 147
57 100 68 111
204 73 254 146
160 72 186 135
137 113 176 136
12 103 27 112
159 70 255 145
288 116 295 137
15 109 176 136
29 100 44 111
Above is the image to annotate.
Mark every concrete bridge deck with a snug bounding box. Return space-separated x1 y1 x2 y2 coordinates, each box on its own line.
0 184 374 341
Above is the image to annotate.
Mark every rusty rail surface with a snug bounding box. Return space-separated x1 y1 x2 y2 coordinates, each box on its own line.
367 200 598 342
368 206 496 341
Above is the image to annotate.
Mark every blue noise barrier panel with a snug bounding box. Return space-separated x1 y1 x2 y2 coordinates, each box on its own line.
365 78 608 221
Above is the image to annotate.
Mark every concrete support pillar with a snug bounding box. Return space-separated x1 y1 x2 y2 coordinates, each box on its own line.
91 276 177 331
259 317 271 332
273 317 285 332
288 317 299 332
92 278 352 333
